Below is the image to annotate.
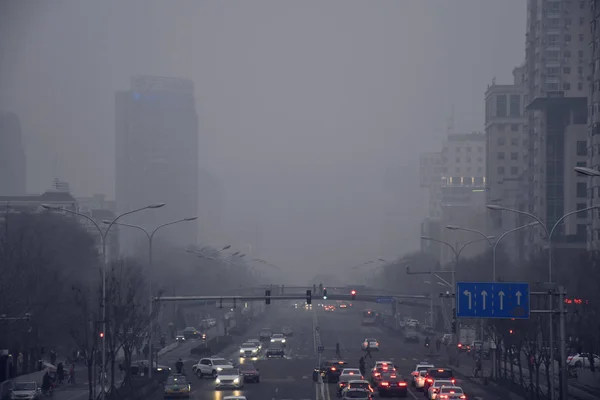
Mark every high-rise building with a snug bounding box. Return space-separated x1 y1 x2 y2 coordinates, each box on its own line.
438 133 488 265
419 152 443 260
522 0 591 257
0 111 26 195
587 0 600 252
484 66 527 260
115 76 199 252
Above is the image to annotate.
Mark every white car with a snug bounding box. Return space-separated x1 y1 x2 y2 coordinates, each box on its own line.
341 380 373 397
215 367 244 389
193 357 233 378
361 338 379 351
271 333 286 344
427 379 454 400
411 362 434 389
567 353 600 368
239 342 260 357
224 396 247 400
338 370 366 395
9 382 40 400
437 386 466 400
341 389 372 400
246 338 262 350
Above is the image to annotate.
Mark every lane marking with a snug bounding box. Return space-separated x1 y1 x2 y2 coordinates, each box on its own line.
275 387 279 393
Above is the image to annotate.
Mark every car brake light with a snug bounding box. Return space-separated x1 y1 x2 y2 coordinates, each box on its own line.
374 373 380 377
438 369 445 372
460 396 466 399
427 378 433 383
380 382 389 386
411 371 418 376
451 379 456 384
331 367 336 371
399 382 406 386
457 343 462 348
376 342 379 346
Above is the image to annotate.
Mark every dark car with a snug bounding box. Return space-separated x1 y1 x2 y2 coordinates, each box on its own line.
239 363 260 383
377 373 408 397
266 342 285 358
423 368 455 392
316 360 348 383
259 329 273 341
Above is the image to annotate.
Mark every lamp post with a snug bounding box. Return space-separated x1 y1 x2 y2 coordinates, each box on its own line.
491 222 539 281
105 217 198 377
487 203 599 400
420 235 495 366
42 202 164 396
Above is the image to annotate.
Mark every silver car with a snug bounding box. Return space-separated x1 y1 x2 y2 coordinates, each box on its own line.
239 342 260 358
215 367 244 389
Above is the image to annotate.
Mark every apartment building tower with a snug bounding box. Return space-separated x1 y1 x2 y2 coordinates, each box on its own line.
522 0 590 258
484 66 527 260
587 0 600 252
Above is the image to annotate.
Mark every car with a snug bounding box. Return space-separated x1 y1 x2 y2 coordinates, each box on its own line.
175 332 186 342
239 342 260 358
130 360 171 375
271 333 286 345
9 382 41 400
339 303 348 309
377 373 408 397
341 380 373 397
410 362 434 389
361 338 379 351
223 397 247 400
317 360 348 383
437 386 466 399
193 357 233 378
238 363 260 383
427 379 454 400
282 326 294 336
423 368 455 392
259 329 273 341
370 362 395 386
341 389 373 400
164 374 191 398
266 342 285 357
215 367 244 389
337 370 365 395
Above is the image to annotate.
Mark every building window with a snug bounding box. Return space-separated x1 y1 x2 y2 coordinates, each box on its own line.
577 182 588 198
578 82 583 90
511 137 519 146
456 157 460 163
510 124 520 132
577 224 587 241
576 161 586 167
577 140 588 156
498 124 506 132
496 94 507 117
564 67 571 74
456 147 461 152
563 82 571 90
498 152 505 160
497 166 505 174
477 146 483 153
466 147 472 152
510 166 519 175
577 203 588 218
497 137 505 145
509 95 521 117
466 156 472 163
511 152 518 160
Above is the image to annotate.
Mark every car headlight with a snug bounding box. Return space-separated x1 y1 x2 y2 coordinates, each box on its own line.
217 367 223 371
282 339 286 343
215 378 221 383
157 368 163 371
233 378 239 384
271 339 275 342
240 349 244 353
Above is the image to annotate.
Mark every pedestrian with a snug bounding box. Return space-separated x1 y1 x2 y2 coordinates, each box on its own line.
365 347 372 359
175 359 184 374
50 349 57 366
473 356 482 377
57 362 64 384
68 363 75 384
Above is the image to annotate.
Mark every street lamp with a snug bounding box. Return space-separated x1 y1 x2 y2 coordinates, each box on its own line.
102 216 197 377
42 202 164 396
574 166 600 177
487 203 600 400
445 225 496 280
186 245 231 258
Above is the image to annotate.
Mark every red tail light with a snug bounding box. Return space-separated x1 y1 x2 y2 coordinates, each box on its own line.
380 382 389 387
411 372 418 376
399 382 407 387
331 367 337 371
374 373 381 377
427 378 433 383
451 379 456 384
460 395 466 399
457 343 462 348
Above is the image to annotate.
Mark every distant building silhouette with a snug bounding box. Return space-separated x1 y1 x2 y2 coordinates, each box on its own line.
0 111 26 195
115 76 199 251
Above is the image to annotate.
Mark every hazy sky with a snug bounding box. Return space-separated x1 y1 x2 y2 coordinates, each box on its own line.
0 1 525 282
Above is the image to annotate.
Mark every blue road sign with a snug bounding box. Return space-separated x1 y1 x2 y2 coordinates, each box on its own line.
376 297 395 304
456 282 530 319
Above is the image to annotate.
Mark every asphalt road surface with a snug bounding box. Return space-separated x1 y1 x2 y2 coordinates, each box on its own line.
141 304 526 400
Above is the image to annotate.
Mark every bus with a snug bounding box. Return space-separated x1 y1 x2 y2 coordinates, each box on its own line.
361 309 377 326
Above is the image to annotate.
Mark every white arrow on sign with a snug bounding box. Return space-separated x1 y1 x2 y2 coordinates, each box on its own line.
516 291 522 306
498 291 505 310
463 290 472 309
481 290 488 310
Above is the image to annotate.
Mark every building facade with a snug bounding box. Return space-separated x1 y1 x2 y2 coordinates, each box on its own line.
587 0 600 252
115 76 199 253
522 0 591 257
0 111 26 196
484 66 527 260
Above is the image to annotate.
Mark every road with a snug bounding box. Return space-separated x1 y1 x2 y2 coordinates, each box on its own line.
137 304 527 400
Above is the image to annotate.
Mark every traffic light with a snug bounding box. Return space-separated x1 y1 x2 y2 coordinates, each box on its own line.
323 288 328 300
99 332 105 339
509 329 514 335
306 290 312 305
451 321 456 333
351 290 356 300
265 290 271 305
